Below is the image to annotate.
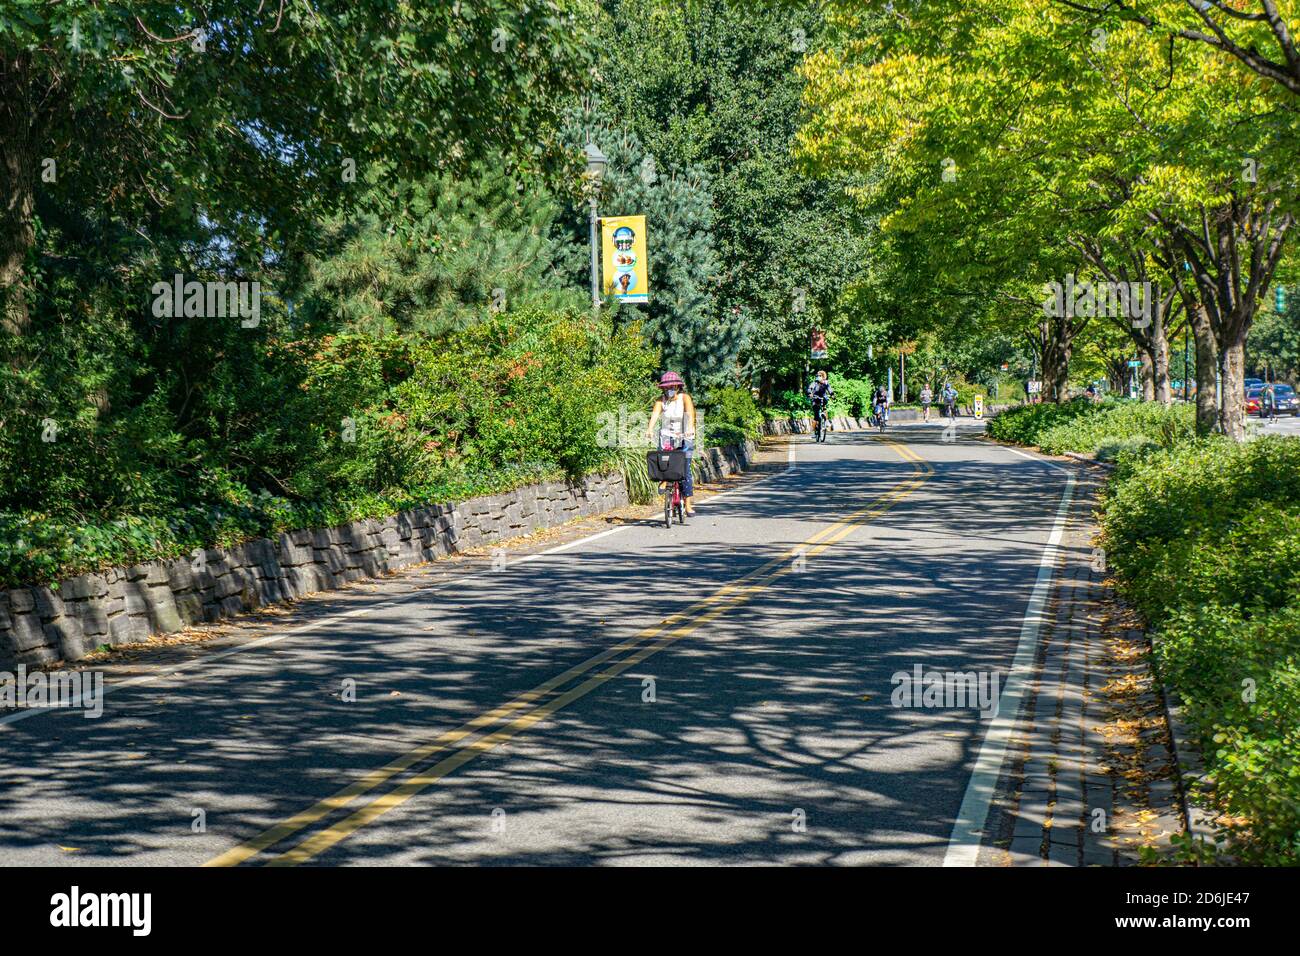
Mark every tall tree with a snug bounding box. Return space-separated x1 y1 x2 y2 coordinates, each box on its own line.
558 106 745 388
0 0 597 337
595 0 868 391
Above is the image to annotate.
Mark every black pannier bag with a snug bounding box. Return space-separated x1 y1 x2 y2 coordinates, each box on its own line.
646 449 689 482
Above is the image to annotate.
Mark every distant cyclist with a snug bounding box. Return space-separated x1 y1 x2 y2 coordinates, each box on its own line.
920 383 933 422
941 382 959 421
808 370 834 436
872 385 890 429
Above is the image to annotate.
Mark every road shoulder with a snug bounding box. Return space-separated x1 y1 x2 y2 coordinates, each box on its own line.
978 460 1185 866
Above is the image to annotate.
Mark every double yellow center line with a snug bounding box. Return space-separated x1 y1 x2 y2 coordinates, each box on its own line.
204 437 933 866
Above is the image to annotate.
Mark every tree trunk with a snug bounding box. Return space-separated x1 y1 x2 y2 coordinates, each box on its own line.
1153 332 1171 404
1219 336 1247 440
0 51 36 338
1190 303 1218 435
1139 349 1155 401
1041 315 1073 402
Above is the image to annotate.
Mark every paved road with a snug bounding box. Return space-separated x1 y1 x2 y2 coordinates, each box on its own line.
0 422 1080 866
1252 412 1300 436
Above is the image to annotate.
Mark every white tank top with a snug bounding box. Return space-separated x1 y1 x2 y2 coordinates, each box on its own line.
659 394 686 444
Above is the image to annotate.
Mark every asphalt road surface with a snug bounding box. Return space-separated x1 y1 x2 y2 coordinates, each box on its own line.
1252 412 1300 436
0 422 1079 866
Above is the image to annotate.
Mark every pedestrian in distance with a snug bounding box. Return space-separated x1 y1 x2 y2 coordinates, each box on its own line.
920 383 933 422
1262 382 1278 423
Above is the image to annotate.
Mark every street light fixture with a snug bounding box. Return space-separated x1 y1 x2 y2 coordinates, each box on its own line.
584 142 607 181
584 143 607 310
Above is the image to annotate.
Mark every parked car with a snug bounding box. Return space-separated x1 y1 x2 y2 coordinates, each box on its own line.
1245 377 1266 390
1260 384 1300 417
1246 385 1263 414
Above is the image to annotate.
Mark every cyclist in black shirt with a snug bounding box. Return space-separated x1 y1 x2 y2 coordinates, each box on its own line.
807 371 834 439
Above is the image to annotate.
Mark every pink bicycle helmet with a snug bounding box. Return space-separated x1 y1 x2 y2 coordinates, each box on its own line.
658 371 684 389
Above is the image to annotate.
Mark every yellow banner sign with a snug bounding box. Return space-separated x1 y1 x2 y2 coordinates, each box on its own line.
601 215 649 304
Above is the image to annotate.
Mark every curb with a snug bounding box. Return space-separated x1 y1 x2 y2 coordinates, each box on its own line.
1154 650 1220 850
1064 451 1116 472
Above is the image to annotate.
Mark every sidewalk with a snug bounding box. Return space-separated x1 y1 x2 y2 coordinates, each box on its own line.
983 465 1185 866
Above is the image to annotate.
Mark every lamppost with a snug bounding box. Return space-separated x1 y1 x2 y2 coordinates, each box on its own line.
584 142 607 311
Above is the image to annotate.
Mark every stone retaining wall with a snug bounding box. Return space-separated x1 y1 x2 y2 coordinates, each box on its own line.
693 439 755 481
0 442 756 671
762 413 913 433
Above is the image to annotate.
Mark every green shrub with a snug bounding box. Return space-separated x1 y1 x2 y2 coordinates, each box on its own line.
985 396 1107 445
1101 434 1300 863
1095 434 1159 462
828 373 874 418
761 375 874 421
1154 604 1300 864
1102 436 1300 576
699 422 748 448
0 309 660 587
701 386 764 439
1037 400 1194 456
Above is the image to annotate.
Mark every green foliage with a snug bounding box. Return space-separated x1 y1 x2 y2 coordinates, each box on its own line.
612 445 658 505
558 107 746 390
593 0 866 390
1247 305 1300 383
1102 436 1300 574
1039 402 1195 458
828 373 874 418
1100 435 1300 863
0 309 660 586
987 396 1193 458
986 397 1103 446
700 386 764 440
1 0 597 326
301 162 584 336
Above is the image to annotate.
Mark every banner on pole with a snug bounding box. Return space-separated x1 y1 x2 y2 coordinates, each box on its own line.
810 328 827 359
601 215 649 304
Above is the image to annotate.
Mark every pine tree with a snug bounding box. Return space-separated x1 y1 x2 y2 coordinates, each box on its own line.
558 107 750 390
300 161 583 336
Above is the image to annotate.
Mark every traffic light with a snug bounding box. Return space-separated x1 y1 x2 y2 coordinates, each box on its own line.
1276 285 1288 314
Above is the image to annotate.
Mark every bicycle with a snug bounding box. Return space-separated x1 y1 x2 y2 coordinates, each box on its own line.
813 403 830 442
646 442 688 529
874 401 888 432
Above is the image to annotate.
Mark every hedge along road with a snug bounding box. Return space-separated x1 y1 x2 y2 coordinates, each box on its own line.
0 423 1076 866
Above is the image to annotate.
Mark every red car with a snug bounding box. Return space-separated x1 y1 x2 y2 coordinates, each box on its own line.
1245 386 1263 414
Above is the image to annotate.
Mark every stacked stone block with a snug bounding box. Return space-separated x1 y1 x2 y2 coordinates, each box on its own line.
1 473 625 669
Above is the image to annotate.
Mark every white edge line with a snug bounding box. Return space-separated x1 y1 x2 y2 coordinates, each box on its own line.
2 519 637 730
942 468 1077 866
512 526 627 563
999 443 1072 475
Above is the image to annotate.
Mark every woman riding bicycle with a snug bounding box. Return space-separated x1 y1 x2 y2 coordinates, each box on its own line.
807 370 834 438
645 371 697 517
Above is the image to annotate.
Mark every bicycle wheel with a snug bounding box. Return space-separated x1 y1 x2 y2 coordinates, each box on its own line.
663 488 672 529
